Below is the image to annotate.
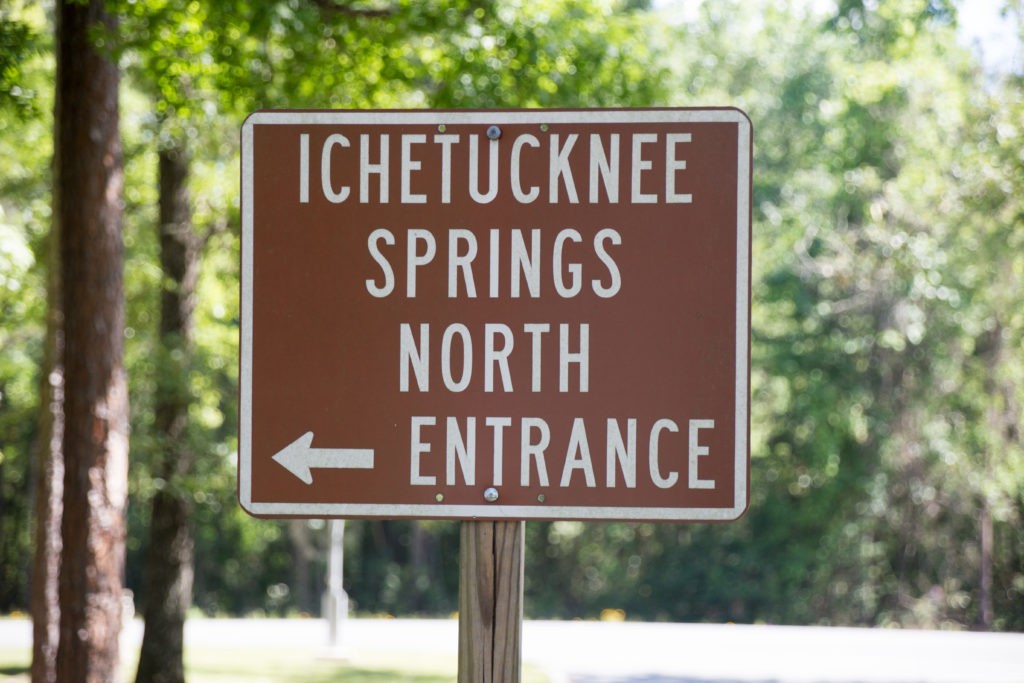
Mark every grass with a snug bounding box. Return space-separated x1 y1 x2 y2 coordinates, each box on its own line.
0 646 549 682
0 649 30 680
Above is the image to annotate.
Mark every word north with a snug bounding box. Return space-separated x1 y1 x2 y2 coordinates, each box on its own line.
400 322 589 394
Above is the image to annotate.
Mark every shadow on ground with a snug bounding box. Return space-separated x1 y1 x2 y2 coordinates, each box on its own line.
0 666 29 676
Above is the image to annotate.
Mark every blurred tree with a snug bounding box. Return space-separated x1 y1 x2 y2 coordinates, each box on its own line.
648 0 1024 628
48 1 129 682
114 0 674 650
521 0 1023 630
118 1 219 676
132 141 203 683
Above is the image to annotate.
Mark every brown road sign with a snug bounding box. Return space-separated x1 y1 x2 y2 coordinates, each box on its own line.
239 109 752 521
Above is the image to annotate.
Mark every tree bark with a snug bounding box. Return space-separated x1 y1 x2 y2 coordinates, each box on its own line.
976 316 1019 630
288 520 317 614
135 143 199 683
979 502 993 629
53 1 129 681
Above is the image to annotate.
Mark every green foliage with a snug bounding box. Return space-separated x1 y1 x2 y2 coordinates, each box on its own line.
112 0 677 622
526 0 1024 629
1 0 1022 631
344 520 460 616
0 212 40 610
422 0 669 108
0 1 50 612
0 1 40 116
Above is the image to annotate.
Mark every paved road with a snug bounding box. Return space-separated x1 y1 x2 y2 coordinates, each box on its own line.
522 621 1024 683
2 617 1021 683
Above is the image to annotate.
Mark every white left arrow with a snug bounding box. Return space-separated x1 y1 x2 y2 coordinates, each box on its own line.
271 431 374 485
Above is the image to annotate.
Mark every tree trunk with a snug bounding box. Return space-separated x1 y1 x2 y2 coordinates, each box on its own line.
288 520 317 614
979 501 993 629
135 143 199 683
53 1 129 681
30 207 64 683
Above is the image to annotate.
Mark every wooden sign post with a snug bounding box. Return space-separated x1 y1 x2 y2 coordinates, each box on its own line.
458 521 524 683
238 108 752 682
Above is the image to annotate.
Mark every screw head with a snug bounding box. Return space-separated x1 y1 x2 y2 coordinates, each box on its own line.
486 125 502 140
483 487 499 503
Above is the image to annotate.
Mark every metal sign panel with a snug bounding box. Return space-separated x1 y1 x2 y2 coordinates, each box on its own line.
239 109 751 521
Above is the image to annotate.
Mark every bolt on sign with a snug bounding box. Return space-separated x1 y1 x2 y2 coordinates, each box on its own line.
239 109 752 521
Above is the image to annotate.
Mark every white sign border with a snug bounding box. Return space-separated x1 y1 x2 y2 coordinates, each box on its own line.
239 108 751 522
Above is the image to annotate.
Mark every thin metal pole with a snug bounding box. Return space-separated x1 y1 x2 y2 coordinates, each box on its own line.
324 519 348 655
